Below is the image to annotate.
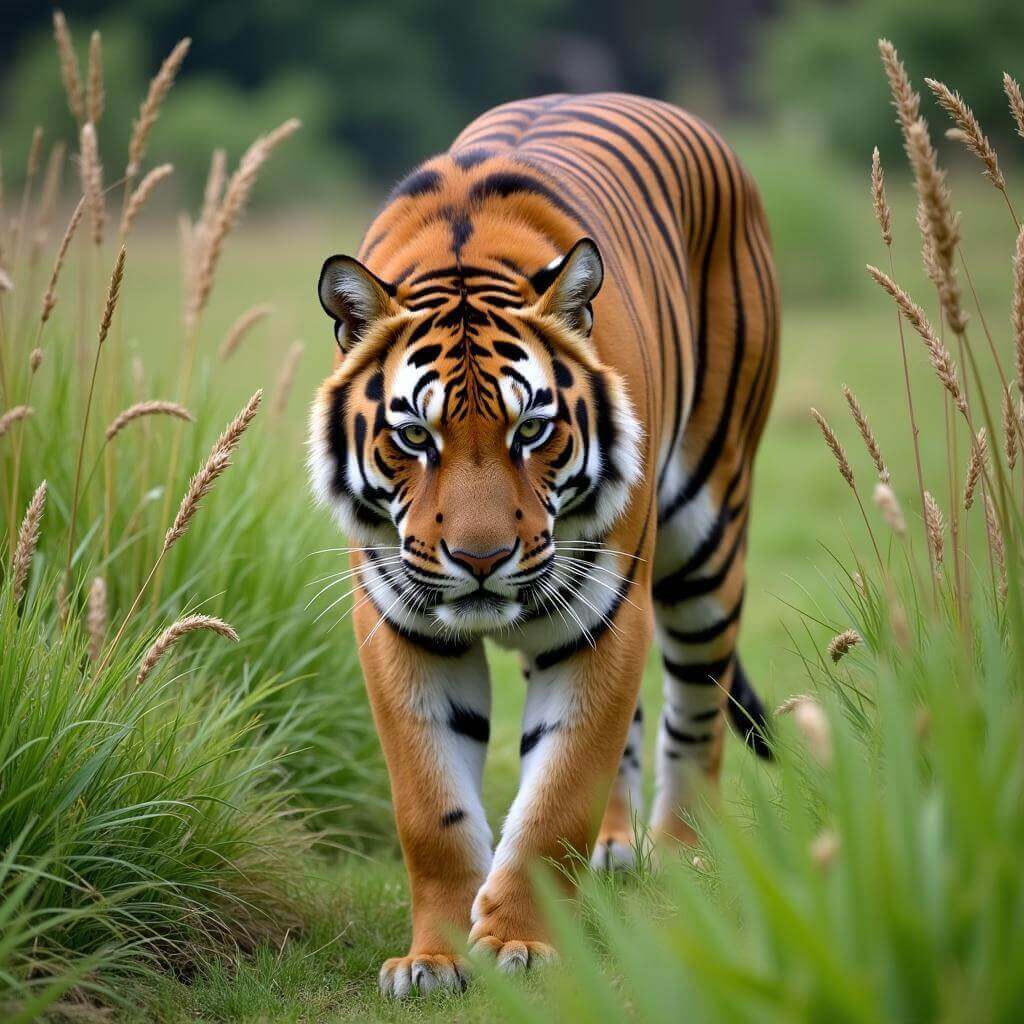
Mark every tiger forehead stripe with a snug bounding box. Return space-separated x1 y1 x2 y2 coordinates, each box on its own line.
372 268 550 427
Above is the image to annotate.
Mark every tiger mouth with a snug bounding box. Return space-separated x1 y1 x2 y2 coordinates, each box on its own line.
431 589 524 633
448 591 508 611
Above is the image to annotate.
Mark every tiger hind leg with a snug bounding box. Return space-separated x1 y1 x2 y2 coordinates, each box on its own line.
648 480 763 847
590 703 644 870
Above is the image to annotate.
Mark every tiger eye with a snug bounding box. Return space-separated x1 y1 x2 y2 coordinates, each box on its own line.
517 418 544 440
399 424 430 447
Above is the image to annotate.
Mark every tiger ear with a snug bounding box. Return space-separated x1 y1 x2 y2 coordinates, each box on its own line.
318 255 397 352
532 237 603 336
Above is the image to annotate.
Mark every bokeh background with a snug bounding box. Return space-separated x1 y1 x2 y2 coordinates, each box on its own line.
3 0 1023 310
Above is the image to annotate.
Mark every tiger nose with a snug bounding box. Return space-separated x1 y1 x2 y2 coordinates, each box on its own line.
446 542 515 578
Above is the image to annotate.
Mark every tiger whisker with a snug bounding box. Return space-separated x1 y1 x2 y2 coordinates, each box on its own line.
389 580 429 632
306 565 402 612
361 588 413 647
305 557 405 592
304 545 402 560
305 553 405 583
325 570 407 636
537 575 595 648
553 544 646 563
549 568 622 639
532 578 573 637
552 557 640 610
403 569 460 587
548 584 596 649
316 564 404 626
552 554 637 587
305 556 406 595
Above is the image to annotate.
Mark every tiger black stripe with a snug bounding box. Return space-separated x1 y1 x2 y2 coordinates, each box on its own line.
448 701 490 743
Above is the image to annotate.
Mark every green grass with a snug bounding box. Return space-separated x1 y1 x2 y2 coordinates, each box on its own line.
0 570 321 1021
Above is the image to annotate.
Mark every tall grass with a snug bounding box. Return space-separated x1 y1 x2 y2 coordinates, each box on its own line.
480 43 1024 1024
0 578 312 1018
0 12 383 1017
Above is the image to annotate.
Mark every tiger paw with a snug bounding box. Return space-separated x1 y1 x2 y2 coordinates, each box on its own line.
469 875 557 973
590 831 638 871
469 934 559 973
378 953 469 998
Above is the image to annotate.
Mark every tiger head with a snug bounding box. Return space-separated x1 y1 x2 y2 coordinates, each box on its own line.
308 236 643 636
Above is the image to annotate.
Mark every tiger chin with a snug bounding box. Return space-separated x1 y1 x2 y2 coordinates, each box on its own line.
307 93 778 997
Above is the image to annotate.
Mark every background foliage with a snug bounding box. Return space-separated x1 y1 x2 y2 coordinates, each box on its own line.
4 0 1019 191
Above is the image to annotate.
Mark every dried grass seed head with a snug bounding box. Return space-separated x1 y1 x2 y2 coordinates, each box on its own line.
866 265 967 414
984 496 1008 599
163 390 262 552
79 121 104 246
828 628 862 663
11 481 47 604
904 118 967 335
105 400 194 441
120 163 173 237
873 482 906 535
925 77 1004 190
52 10 84 124
87 30 104 125
188 119 300 329
843 384 888 481
41 195 86 324
923 490 945 571
87 576 107 661
871 147 893 247
137 614 239 685
0 405 33 437
810 407 855 490
218 304 273 360
127 37 191 177
878 39 920 132
1004 72 1024 139
963 428 988 512
97 245 127 347
1003 388 1018 471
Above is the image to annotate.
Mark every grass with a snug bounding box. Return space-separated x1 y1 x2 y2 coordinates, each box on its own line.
3 20 1023 1022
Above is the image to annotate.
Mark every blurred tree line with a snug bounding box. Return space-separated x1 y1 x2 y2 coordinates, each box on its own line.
762 0 1024 164
0 0 776 196
3 0 1020 198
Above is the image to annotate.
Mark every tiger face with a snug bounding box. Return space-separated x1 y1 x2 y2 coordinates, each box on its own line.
308 237 642 637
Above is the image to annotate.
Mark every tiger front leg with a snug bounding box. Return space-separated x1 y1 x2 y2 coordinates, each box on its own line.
470 599 651 970
354 601 493 998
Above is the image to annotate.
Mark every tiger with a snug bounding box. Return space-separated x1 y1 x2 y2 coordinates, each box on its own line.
308 92 778 997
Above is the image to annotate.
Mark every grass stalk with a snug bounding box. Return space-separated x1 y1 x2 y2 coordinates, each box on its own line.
63 246 125 587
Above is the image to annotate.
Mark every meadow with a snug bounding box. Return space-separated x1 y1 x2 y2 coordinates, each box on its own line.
1 23 1023 1023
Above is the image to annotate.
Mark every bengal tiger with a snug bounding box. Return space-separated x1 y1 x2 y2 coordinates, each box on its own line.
308 92 778 996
